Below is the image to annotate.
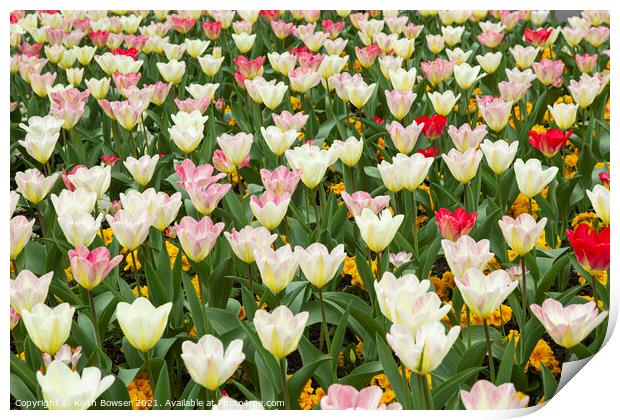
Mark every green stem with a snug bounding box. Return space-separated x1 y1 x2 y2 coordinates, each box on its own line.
411 190 419 258
128 249 142 296
143 350 155 394
483 318 496 383
88 290 102 351
466 306 472 348
521 256 528 314
496 173 503 212
318 287 331 352
280 357 290 410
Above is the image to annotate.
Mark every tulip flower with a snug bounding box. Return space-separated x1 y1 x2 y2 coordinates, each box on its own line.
477 96 512 133
124 154 159 186
175 159 226 189
461 380 529 410
513 158 558 199
386 121 424 154
198 54 225 77
375 272 451 335
479 139 519 175
184 181 232 216
58 212 103 248
15 168 58 204
531 298 608 348
475 52 502 74
321 384 402 410
510 45 540 69
150 191 183 231
10 215 35 260
586 185 610 226
332 136 364 167
253 305 308 359
447 123 487 152
456 268 518 319
181 335 245 391
175 215 225 263
385 89 416 120
442 148 483 184
68 246 123 290
10 270 53 314
547 102 578 130
224 226 278 264
22 302 75 355
286 143 338 189
355 208 404 254
50 188 97 217
10 190 19 218
169 110 209 154
296 243 346 289
341 191 390 217
116 297 172 352
49 87 90 130
253 244 299 294
17 115 63 164
216 132 253 170
256 82 288 110
260 125 299 157
388 67 417 92
387 322 460 375
250 190 291 231
442 235 494 278
566 224 610 274
568 75 601 109
498 213 547 257
37 361 114 410
389 251 413 268
435 208 477 241
272 111 308 132
453 63 484 90
345 80 376 109
415 114 448 140
67 165 111 199
527 128 572 158
156 59 186 84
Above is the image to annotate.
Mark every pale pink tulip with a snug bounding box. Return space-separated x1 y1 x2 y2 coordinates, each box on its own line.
68 246 123 290
321 384 402 410
341 191 390 217
461 380 529 410
175 215 225 263
260 166 302 196
447 123 487 152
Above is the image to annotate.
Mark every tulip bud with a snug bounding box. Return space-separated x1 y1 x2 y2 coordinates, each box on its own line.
116 297 172 352
22 302 75 355
253 305 308 359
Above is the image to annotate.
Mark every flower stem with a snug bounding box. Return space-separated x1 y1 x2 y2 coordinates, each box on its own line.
483 318 496 382
88 290 102 351
318 287 331 352
411 190 419 258
496 173 503 212
143 350 156 394
128 249 142 296
466 306 472 348
521 257 528 314
280 357 290 410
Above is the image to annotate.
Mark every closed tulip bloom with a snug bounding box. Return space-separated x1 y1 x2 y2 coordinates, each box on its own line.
15 169 58 204
10 270 53 314
387 322 460 375
498 213 547 256
386 121 424 154
530 298 608 348
85 77 111 100
272 111 309 132
198 54 225 77
175 215 225 263
18 115 63 164
509 45 540 69
260 125 298 157
224 226 278 264
332 136 364 167
456 268 518 318
296 243 346 288
479 139 519 175
385 89 416 120
498 80 530 103
586 185 610 225
124 154 159 186
150 192 183 231
447 123 487 152
345 81 376 109
568 75 601 109
49 87 90 130
22 302 74 355
435 208 478 241
547 103 578 130
318 54 348 79
566 224 610 274
51 188 97 217
106 210 154 251
156 59 186 85
169 110 209 154
461 380 529 410
37 361 114 410
442 235 494 278
181 335 245 391
379 56 403 79
256 82 288 110
388 67 416 92
253 244 299 294
30 72 57 97
58 213 103 248
260 166 302 196
267 52 297 77
441 25 465 46
532 59 564 86
513 158 558 198
250 191 291 231
477 96 512 132
341 191 390 217
68 246 123 290
217 132 253 169
475 52 502 74
453 63 484 90
116 297 172 352
289 67 321 94
389 251 413 268
356 208 405 253
375 272 451 334
286 143 339 189
186 83 220 101
253 305 309 359
10 215 35 260
442 148 483 184
321 384 402 410
67 165 111 199
10 190 19 218
185 181 231 216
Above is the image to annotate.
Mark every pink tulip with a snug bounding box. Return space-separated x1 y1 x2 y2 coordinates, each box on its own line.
447 123 488 152
341 191 390 217
175 215 225 262
224 226 278 264
108 100 143 131
175 97 211 114
233 55 265 80
354 44 381 68
175 159 226 189
271 19 295 39
461 380 529 410
272 111 309 131
260 166 302 196
435 208 478 241
144 81 172 106
49 87 90 130
320 384 402 410
476 96 513 133
420 58 454 85
106 210 154 251
386 121 424 154
184 181 231 216
477 31 504 48
296 51 324 72
575 53 598 74
250 190 291 231
498 80 531 103
213 149 250 174
68 246 123 290
389 251 412 268
10 270 53 314
385 89 416 120
112 72 141 94
532 59 565 87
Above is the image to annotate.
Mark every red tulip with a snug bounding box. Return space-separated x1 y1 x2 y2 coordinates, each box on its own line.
524 28 554 46
599 171 610 185
415 115 448 140
201 20 222 41
528 128 572 158
435 208 478 241
566 224 610 273
110 47 139 61
416 147 440 158
89 30 110 48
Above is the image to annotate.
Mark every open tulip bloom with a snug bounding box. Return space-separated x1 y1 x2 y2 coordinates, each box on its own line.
9 9 611 412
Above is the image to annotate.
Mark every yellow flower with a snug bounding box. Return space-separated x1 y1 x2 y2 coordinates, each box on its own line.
228 118 237 126
128 373 153 410
98 228 114 246
580 295 604 309
342 256 376 289
299 379 326 410
430 271 455 301
579 271 607 286
65 266 74 282
329 182 345 195
526 339 561 375
166 241 190 271
191 274 203 303
571 212 600 229
353 59 362 73
509 193 540 218
124 250 141 271
132 285 148 297
541 47 553 59
459 304 512 327
290 95 301 111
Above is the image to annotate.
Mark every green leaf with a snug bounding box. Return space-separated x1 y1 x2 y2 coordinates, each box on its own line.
496 340 515 385
541 364 558 402
432 367 485 408
375 334 413 409
154 361 170 409
288 355 332 409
